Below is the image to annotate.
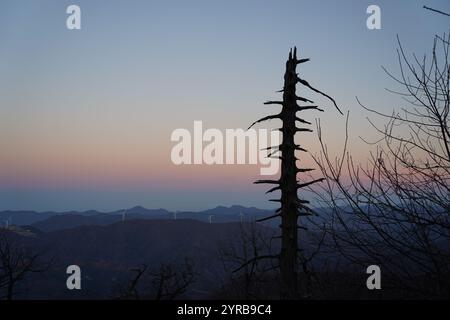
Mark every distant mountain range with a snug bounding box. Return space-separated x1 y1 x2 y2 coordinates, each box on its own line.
0 205 277 232
1 204 441 299
0 205 353 299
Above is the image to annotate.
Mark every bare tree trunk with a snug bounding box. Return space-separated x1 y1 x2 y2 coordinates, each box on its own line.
279 54 300 298
249 48 341 299
7 281 13 300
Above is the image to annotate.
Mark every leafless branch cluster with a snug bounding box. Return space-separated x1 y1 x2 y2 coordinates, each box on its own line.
217 223 278 299
0 230 51 300
311 34 450 298
116 258 196 300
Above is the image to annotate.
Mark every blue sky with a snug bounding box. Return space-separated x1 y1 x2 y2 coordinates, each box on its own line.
0 0 448 211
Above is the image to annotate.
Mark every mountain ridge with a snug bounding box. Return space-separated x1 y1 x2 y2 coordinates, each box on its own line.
0 205 278 232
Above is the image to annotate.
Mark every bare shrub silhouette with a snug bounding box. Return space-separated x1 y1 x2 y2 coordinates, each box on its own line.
0 230 51 300
312 34 450 298
217 222 278 299
116 259 196 300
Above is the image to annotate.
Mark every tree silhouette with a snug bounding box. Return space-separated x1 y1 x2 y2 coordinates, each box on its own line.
249 47 341 299
116 259 196 300
313 34 450 298
218 222 278 299
0 230 51 300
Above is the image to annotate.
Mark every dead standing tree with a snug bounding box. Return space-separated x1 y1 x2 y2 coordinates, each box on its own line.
248 47 342 298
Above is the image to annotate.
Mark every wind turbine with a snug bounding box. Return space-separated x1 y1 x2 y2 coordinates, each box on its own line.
239 211 244 223
121 210 127 222
173 211 178 220
6 216 12 229
208 215 213 224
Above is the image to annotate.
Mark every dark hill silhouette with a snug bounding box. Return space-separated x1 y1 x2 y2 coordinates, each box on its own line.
40 219 247 265
5 219 276 299
124 206 171 215
31 214 122 232
0 210 55 226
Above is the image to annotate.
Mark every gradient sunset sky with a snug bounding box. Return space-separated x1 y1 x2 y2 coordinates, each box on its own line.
0 0 448 211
